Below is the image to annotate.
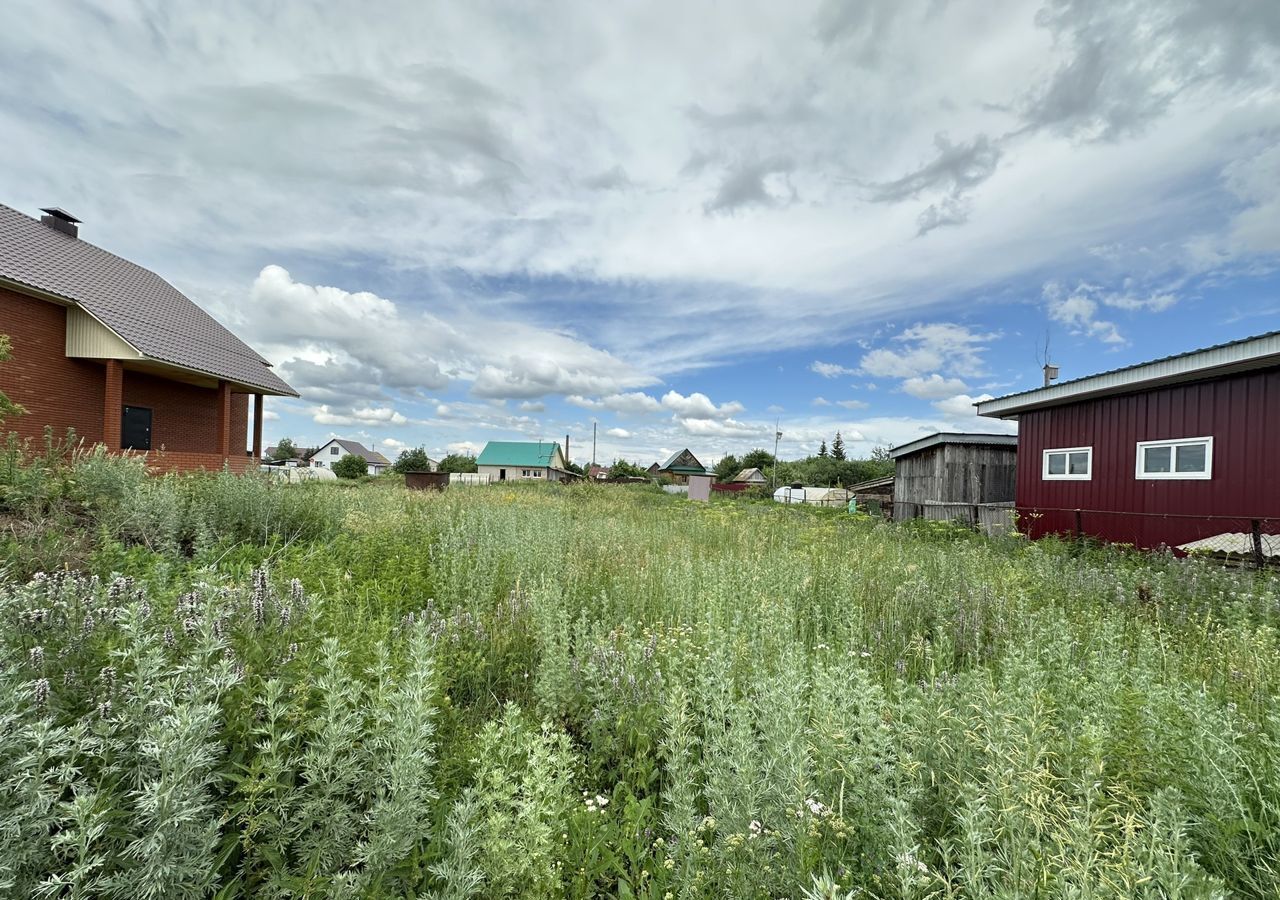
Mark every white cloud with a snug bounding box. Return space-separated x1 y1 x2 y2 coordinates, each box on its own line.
311 404 409 426
660 390 745 420
605 427 631 438
2 0 1272 442
860 323 997 379
381 437 410 453
812 396 832 406
446 441 483 455
1043 282 1125 344
261 409 281 421
567 392 664 415
901 373 969 399
835 399 869 409
518 400 546 413
245 266 655 406
810 361 858 378
932 392 996 420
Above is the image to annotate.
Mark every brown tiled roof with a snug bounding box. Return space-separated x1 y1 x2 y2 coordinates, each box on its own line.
0 203 296 396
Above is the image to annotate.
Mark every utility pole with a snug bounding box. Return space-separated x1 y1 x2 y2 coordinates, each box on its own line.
592 421 597 467
772 420 782 490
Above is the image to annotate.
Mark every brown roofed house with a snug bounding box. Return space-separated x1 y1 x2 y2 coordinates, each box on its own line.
0 204 296 472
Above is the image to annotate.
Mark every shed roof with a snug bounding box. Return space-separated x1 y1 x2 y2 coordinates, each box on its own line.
849 474 894 492
733 467 766 482
0 202 296 396
476 441 563 468
889 432 1018 459
978 330 1280 418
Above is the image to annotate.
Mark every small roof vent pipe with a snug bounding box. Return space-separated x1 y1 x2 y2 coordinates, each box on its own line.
1043 363 1060 387
39 207 81 238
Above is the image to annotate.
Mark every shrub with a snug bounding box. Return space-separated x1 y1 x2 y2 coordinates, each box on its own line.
393 446 436 474
332 454 368 479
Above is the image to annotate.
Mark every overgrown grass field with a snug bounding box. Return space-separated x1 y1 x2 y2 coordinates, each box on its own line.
1 452 1278 898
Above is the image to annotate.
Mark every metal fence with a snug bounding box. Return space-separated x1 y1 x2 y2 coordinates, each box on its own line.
1018 507 1280 568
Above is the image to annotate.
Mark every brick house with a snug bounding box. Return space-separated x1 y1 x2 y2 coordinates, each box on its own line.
0 204 296 472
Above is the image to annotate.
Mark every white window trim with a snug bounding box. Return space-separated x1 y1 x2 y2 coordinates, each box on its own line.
1136 436 1213 480
1042 446 1092 481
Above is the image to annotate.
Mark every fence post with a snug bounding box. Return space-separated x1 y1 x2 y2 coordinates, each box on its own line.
972 504 980 531
1074 508 1083 541
1252 519 1265 570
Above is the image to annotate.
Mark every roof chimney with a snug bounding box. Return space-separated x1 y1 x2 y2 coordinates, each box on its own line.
39 207 81 238
1043 363 1060 387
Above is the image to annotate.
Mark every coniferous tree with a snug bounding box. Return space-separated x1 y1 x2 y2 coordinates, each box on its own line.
831 432 846 461
818 441 828 457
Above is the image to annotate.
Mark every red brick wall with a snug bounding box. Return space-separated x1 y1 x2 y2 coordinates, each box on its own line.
0 287 106 445
1 287 256 469
121 371 250 455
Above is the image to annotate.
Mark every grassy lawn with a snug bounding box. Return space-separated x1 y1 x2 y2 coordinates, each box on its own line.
1 456 1278 898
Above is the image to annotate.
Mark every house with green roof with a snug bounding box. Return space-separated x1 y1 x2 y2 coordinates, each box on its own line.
476 440 575 482
655 448 707 484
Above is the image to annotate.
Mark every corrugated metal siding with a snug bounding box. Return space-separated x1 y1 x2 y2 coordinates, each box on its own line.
65 307 140 359
1016 367 1280 547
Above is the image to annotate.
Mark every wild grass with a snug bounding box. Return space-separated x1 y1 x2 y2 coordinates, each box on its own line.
0 456 1277 897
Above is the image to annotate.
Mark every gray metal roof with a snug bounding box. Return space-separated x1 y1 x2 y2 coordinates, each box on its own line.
889 431 1018 459
322 438 391 466
0 203 296 396
978 330 1280 419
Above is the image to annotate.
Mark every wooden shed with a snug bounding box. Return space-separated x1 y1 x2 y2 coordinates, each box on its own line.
889 432 1017 529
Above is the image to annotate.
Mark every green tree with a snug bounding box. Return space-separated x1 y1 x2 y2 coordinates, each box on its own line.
712 454 741 481
270 437 297 461
741 448 776 471
0 335 25 423
563 460 585 476
818 440 828 457
437 453 479 474
393 446 437 474
610 459 649 479
333 453 368 479
831 432 846 460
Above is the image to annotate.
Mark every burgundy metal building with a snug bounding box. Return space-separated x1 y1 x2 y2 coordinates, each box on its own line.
977 331 1280 553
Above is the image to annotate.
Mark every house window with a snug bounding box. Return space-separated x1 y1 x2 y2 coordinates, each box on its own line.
1136 437 1212 480
1042 446 1091 480
330 446 340 455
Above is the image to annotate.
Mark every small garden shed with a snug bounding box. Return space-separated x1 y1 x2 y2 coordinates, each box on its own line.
889 432 1017 526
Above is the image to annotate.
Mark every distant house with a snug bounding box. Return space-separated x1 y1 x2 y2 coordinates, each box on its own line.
978 331 1280 553
732 467 767 485
646 463 661 478
889 432 1017 527
655 449 707 484
310 438 392 475
587 464 610 481
0 203 296 472
476 441 575 482
263 445 312 468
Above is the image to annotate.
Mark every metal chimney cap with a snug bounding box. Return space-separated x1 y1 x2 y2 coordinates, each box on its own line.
39 207 82 223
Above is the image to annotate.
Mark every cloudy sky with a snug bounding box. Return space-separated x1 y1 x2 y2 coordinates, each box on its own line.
3 1 1279 464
